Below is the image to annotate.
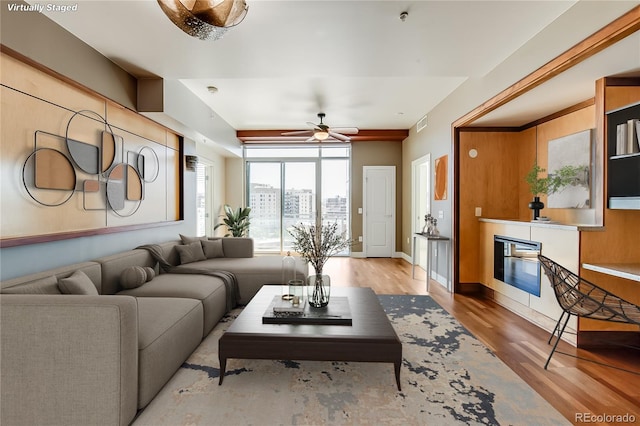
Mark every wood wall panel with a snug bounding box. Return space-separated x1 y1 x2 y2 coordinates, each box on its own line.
605 86 640 112
579 85 640 332
1 51 183 244
459 131 522 283
1 87 107 238
535 106 596 225
1 53 103 115
106 102 167 145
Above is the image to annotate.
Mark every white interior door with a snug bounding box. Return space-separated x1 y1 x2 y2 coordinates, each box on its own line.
363 166 395 257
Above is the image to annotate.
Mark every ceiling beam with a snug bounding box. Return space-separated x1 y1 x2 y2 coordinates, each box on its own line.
237 129 409 143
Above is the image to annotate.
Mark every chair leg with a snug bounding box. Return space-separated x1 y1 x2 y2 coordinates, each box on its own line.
544 313 571 370
548 311 567 345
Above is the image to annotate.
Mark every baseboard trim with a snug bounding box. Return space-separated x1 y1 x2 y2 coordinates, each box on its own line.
350 252 411 261
457 282 484 294
577 331 640 349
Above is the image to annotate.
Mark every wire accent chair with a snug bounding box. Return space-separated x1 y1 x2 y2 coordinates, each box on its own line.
537 255 640 369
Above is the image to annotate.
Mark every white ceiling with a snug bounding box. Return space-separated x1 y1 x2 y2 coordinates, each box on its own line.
35 1 639 132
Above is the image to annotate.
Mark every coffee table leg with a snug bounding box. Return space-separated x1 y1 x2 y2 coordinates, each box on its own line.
394 361 402 391
219 356 226 385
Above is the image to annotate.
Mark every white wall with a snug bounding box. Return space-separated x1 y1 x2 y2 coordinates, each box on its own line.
401 1 638 262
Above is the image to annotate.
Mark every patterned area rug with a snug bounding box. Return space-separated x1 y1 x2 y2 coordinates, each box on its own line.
133 295 568 425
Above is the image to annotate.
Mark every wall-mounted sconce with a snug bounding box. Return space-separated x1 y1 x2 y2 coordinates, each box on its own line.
185 155 198 171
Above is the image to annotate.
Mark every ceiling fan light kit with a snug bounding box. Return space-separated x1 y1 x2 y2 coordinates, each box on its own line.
157 0 248 41
282 113 358 143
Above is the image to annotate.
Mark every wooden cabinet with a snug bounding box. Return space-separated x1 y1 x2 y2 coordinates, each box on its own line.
606 101 640 209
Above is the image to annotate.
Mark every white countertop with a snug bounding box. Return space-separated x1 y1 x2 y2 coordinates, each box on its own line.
582 263 640 282
478 218 603 232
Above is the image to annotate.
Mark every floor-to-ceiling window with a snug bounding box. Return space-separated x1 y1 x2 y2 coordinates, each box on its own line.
245 145 350 254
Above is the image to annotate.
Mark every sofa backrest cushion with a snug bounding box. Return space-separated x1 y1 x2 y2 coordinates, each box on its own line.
1 262 102 294
175 242 207 264
58 271 100 295
2 275 61 294
218 238 253 258
95 249 156 295
201 239 225 258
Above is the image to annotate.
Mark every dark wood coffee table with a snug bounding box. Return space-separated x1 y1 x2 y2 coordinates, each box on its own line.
219 286 402 390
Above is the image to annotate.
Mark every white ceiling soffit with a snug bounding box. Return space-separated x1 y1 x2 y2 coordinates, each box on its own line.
473 31 640 128
33 0 578 131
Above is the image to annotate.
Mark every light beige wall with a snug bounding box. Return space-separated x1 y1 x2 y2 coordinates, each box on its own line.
196 143 228 235
224 156 245 212
351 141 403 253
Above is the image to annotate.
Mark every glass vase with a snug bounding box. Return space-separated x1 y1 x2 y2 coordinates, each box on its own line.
307 274 330 308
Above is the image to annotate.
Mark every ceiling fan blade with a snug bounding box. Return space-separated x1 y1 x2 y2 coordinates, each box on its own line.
282 130 313 136
306 121 320 128
329 132 351 142
330 127 359 135
305 136 317 143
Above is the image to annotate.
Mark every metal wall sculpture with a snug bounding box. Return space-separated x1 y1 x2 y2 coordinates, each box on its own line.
22 110 160 217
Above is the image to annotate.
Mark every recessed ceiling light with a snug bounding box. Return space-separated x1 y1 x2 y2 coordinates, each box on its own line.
207 86 218 94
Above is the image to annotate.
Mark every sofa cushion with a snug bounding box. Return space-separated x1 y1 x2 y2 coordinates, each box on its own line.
179 234 207 244
1 275 61 294
175 256 308 304
58 271 99 295
144 267 155 281
1 262 102 295
120 266 148 289
135 297 203 409
118 274 227 336
176 242 206 265
201 239 225 259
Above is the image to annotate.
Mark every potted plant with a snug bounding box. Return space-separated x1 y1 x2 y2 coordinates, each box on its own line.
288 221 352 307
214 204 251 237
525 161 548 220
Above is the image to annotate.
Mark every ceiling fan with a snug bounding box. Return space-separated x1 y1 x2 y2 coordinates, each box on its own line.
282 113 359 142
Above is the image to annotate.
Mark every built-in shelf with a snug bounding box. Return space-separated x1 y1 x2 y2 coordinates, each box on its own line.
606 102 640 209
582 263 640 282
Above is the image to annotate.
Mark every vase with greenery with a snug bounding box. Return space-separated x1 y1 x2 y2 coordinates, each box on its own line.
214 204 251 237
288 221 352 308
525 161 548 220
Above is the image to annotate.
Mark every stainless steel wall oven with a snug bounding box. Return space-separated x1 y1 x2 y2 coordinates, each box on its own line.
494 235 542 297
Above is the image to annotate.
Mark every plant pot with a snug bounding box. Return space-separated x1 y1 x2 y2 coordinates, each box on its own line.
528 196 545 220
307 274 330 308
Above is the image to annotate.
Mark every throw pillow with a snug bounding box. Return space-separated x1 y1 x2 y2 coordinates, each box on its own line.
176 241 206 264
120 266 149 289
58 271 99 295
143 266 155 282
179 234 207 245
201 239 225 259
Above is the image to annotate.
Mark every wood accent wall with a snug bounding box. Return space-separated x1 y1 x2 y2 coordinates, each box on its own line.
534 106 597 224
0 52 183 246
579 81 640 332
458 129 534 282
458 104 596 284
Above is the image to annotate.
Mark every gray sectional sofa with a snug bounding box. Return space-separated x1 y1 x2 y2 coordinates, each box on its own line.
0 237 308 426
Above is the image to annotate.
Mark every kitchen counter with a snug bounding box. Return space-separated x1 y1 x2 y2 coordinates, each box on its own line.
478 218 603 232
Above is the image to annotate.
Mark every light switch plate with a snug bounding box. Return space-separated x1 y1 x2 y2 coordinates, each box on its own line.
475 207 482 217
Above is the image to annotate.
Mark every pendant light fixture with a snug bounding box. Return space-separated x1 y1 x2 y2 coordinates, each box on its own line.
157 0 248 41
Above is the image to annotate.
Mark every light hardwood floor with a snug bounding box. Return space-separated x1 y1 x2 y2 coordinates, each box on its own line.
324 257 640 426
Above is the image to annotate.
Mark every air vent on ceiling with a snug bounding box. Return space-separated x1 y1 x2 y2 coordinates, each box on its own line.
416 114 428 132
